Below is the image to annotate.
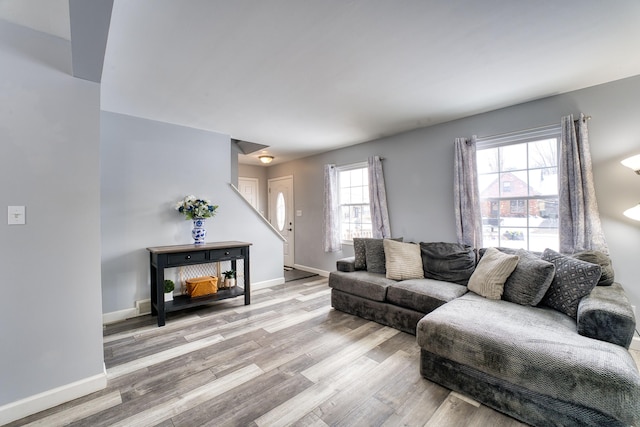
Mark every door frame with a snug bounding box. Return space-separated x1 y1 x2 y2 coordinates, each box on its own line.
268 175 294 267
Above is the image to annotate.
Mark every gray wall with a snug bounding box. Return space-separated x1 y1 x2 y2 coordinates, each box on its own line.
0 20 104 407
238 163 269 216
268 75 640 311
101 112 283 314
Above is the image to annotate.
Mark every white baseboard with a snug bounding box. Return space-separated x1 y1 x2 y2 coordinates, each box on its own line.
251 277 285 290
0 367 107 425
102 307 139 325
293 264 330 277
631 336 640 351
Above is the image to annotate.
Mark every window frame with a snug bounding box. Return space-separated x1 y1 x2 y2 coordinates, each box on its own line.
336 162 371 244
476 124 561 251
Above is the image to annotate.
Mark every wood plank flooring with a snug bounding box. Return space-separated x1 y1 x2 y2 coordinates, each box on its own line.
9 276 640 427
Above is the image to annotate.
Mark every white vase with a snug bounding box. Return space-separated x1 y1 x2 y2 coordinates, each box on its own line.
225 278 236 288
191 218 207 244
164 292 173 302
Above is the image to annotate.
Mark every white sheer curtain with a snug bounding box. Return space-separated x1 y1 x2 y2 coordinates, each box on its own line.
559 113 608 253
323 164 341 252
368 156 391 238
453 136 483 248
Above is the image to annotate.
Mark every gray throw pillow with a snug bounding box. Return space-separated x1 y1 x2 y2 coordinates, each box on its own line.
364 238 403 274
353 238 368 270
572 250 614 286
503 249 555 306
420 242 476 285
541 248 601 319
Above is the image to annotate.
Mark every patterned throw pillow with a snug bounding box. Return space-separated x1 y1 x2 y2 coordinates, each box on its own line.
541 249 601 319
353 238 368 270
571 250 614 286
467 247 519 300
383 239 424 280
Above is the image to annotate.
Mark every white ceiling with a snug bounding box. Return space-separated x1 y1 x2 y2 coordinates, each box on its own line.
3 1 640 165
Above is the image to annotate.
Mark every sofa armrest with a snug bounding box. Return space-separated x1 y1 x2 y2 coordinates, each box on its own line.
336 257 356 272
577 282 636 348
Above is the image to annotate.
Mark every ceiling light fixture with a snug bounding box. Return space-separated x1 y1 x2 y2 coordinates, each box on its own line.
623 203 640 221
621 154 640 174
621 154 640 221
258 155 274 164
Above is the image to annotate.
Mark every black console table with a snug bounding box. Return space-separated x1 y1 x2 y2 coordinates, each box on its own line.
147 241 251 326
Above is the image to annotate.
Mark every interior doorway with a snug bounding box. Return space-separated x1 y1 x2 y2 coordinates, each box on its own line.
268 176 294 268
238 177 259 211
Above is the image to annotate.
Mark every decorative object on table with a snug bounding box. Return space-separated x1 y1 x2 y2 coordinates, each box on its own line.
222 270 236 288
175 195 219 244
163 279 175 302
185 276 218 297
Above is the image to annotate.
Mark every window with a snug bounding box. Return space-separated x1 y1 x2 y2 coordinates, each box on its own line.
338 164 372 242
477 125 560 251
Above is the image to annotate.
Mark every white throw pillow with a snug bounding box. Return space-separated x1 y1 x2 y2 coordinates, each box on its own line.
468 247 519 300
384 239 424 280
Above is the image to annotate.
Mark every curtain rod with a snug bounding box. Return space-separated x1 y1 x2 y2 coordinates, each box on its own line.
477 115 592 141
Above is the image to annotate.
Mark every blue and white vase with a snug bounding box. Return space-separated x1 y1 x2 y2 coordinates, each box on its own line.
191 218 207 244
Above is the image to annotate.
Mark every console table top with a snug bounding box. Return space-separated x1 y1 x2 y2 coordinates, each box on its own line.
147 241 252 254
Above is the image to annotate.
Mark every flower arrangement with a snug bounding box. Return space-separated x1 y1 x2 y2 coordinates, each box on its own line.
175 195 219 220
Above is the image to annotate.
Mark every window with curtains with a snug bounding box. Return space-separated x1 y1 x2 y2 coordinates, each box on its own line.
476 125 561 251
338 163 372 242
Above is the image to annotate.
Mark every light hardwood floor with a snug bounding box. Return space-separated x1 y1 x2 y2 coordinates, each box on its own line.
9 276 640 426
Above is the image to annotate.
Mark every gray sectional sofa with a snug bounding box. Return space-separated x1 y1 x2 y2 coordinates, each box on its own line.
328 239 640 427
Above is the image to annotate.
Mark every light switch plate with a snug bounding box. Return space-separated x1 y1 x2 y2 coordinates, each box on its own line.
8 206 25 225
296 210 303 217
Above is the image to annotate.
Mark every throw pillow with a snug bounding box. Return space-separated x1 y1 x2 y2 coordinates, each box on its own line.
420 242 476 285
364 237 403 274
467 247 519 300
541 249 602 319
571 250 614 286
383 239 424 280
353 238 368 270
502 249 555 306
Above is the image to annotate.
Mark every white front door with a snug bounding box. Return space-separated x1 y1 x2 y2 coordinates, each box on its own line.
268 176 294 267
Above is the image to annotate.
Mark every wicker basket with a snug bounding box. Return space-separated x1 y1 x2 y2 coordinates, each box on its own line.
185 276 218 297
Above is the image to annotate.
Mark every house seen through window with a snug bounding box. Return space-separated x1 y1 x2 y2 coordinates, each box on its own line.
338 164 372 242
477 126 560 251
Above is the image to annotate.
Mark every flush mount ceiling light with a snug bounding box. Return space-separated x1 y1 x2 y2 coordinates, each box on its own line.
621 154 640 174
623 203 640 221
258 155 274 164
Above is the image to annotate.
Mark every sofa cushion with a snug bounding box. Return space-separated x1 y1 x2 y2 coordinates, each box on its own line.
364 237 402 274
384 239 424 280
467 247 519 300
420 242 476 285
387 279 468 313
328 270 395 302
336 257 356 272
541 248 601 319
502 249 555 306
572 250 614 286
577 282 636 348
417 292 640 427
